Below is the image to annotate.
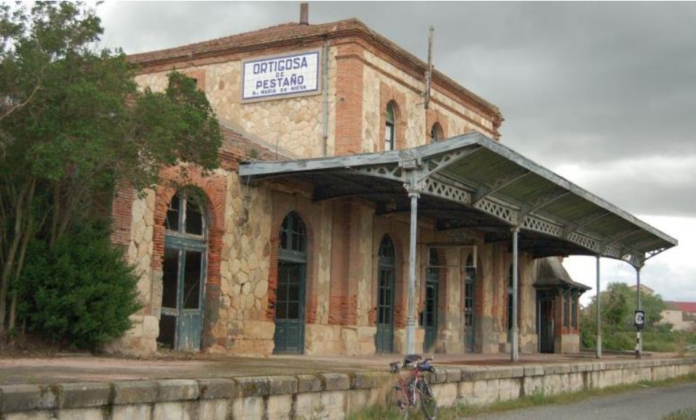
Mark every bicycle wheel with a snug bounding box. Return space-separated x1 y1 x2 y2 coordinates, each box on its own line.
387 382 411 420
418 381 438 420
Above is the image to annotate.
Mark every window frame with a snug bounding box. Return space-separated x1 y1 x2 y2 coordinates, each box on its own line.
384 102 396 151
165 191 207 240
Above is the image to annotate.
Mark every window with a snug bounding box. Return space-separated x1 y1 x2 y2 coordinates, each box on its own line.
280 212 307 254
430 123 443 142
571 291 578 330
427 248 439 277
378 235 395 261
166 191 205 237
385 102 396 151
507 265 514 330
564 290 571 329
464 254 475 328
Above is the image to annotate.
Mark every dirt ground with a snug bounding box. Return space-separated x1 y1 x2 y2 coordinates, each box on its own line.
0 351 673 386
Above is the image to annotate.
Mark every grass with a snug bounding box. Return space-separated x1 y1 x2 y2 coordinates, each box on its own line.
348 373 696 420
663 409 696 420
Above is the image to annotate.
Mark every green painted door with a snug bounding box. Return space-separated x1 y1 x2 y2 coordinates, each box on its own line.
273 262 306 353
423 280 438 351
464 273 476 352
159 192 207 352
376 264 394 353
464 254 476 352
537 291 555 353
376 235 395 353
161 238 207 351
273 212 308 355
423 249 440 352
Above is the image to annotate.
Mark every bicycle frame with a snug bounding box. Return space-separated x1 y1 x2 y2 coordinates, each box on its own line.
396 367 424 407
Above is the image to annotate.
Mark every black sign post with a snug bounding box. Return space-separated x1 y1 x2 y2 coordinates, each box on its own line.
634 310 645 358
634 310 646 330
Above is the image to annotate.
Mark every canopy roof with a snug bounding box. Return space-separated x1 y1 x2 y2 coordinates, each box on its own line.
240 131 677 268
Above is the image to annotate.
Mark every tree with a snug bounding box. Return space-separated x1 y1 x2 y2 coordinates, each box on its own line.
581 282 668 351
0 2 222 342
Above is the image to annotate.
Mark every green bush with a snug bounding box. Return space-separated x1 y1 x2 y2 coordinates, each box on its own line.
17 223 142 350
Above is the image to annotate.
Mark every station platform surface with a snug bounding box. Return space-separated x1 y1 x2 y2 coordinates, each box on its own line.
0 350 678 385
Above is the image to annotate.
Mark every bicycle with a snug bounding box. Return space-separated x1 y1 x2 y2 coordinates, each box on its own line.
388 354 438 419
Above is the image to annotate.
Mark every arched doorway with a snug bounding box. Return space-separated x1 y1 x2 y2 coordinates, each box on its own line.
464 253 477 352
376 235 396 353
423 249 440 352
273 212 307 354
159 191 207 351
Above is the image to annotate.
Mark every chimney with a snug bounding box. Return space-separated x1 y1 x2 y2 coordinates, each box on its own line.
299 2 309 25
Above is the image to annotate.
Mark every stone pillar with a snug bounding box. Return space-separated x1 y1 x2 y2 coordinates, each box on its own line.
511 228 520 362
406 192 419 355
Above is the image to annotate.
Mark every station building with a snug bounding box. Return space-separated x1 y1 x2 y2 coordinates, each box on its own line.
108 8 676 357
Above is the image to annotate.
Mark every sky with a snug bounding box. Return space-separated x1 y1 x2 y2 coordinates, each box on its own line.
95 1 696 304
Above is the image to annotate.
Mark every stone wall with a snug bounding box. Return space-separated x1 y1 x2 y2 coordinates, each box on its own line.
134 48 332 160
107 162 548 358
3 358 695 419
361 49 496 154
133 36 499 161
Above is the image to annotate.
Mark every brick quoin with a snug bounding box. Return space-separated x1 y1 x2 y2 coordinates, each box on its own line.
110 181 135 247
334 43 364 156
329 201 350 325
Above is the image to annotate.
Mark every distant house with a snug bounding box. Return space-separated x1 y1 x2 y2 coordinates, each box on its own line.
629 284 655 296
661 302 696 332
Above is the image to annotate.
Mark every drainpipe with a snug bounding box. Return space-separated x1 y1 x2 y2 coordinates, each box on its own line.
322 40 329 156
635 265 642 359
596 255 602 359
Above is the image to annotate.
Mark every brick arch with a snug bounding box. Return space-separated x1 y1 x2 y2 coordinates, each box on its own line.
426 108 449 144
380 83 408 150
265 195 318 326
151 165 227 349
370 220 408 328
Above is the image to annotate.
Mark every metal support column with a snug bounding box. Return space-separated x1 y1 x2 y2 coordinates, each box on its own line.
596 256 602 359
635 266 642 359
511 227 520 362
406 191 420 355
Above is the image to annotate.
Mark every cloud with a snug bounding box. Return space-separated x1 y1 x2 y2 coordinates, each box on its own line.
565 215 696 304
95 2 696 303
552 156 696 217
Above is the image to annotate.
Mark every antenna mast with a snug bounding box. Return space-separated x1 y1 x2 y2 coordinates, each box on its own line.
424 25 435 109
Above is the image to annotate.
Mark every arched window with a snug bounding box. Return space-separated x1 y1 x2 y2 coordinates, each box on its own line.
166 191 205 237
427 248 440 277
280 212 307 255
430 123 443 143
378 235 395 262
384 102 396 151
